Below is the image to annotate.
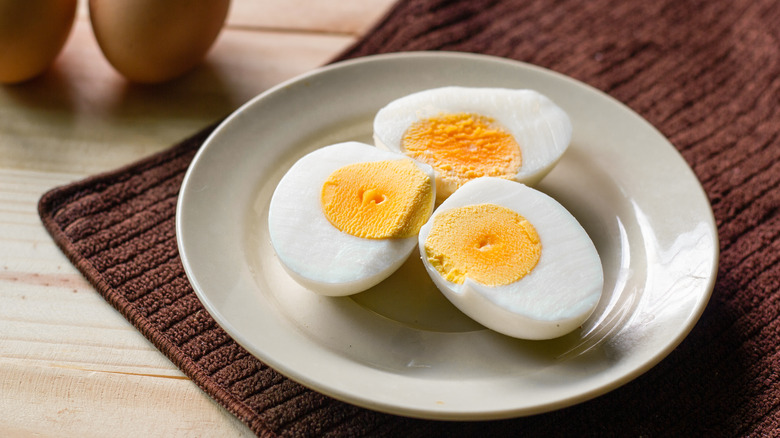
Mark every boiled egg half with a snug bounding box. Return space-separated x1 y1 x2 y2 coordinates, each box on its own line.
418 177 603 340
373 87 572 201
268 142 435 296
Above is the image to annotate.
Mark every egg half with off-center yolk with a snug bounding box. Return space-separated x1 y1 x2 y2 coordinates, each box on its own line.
373 87 572 202
417 177 604 340
268 142 436 296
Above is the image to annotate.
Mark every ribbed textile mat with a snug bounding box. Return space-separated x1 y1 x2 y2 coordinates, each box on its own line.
39 0 779 436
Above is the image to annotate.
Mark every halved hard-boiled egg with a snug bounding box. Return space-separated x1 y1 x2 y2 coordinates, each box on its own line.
373 87 572 201
268 142 435 296
418 177 603 340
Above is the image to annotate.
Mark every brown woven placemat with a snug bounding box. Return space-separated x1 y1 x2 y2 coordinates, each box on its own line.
39 0 779 436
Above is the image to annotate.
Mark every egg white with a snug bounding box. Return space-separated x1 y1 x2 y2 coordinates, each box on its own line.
373 86 572 199
417 177 603 340
268 141 435 296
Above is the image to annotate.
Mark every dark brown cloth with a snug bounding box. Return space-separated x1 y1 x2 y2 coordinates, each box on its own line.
39 0 779 436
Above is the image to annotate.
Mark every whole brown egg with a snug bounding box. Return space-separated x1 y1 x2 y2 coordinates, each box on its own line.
0 0 78 84
88 0 230 83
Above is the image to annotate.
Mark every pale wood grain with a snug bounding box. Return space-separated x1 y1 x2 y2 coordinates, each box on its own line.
0 16 355 175
77 0 393 36
3 362 253 438
0 169 253 437
0 0 397 436
227 0 394 34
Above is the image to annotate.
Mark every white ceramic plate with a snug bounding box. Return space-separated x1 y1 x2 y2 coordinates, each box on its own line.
176 52 718 420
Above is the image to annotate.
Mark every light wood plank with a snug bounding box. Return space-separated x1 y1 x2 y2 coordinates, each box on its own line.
227 0 395 34
0 170 254 437
76 0 396 35
0 20 354 175
2 362 253 438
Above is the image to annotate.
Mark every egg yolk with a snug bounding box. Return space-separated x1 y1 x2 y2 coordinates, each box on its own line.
401 113 522 186
321 159 434 239
424 203 541 286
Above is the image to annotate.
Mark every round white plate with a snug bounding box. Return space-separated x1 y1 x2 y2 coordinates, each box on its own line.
176 52 718 420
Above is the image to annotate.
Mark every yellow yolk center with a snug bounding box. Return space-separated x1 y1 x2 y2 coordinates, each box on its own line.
424 203 541 286
401 113 522 186
321 159 434 239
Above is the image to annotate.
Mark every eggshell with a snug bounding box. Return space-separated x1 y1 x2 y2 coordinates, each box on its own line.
88 0 230 83
0 0 77 84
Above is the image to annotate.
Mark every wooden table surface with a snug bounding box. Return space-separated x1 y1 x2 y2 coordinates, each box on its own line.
0 1 395 436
